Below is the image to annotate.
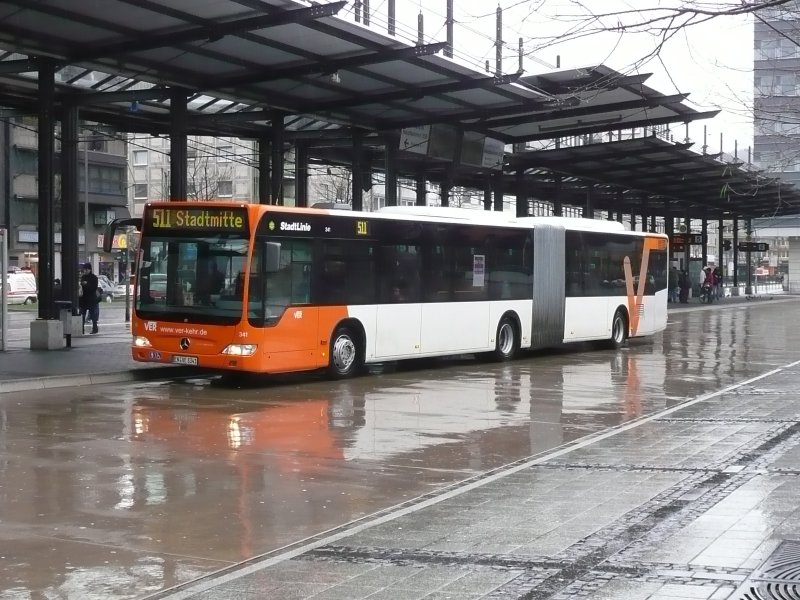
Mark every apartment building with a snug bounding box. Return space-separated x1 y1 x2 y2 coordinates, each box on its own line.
0 117 128 282
128 136 259 216
753 1 800 185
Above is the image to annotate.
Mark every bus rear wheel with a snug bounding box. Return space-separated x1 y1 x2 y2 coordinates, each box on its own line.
494 317 519 361
607 309 628 349
328 326 363 379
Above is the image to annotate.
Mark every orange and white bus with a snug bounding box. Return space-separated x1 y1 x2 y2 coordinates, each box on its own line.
105 202 668 377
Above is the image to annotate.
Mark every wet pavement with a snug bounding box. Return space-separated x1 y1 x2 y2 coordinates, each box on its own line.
0 298 799 599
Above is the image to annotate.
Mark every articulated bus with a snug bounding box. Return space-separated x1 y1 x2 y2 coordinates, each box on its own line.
105 202 668 378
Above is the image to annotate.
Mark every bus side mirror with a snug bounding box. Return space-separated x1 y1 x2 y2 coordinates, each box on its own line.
265 242 281 272
103 218 142 253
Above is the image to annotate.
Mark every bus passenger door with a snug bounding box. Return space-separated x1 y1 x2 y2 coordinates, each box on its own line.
374 243 422 359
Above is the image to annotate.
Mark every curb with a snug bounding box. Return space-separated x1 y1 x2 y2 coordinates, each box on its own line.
0 365 203 394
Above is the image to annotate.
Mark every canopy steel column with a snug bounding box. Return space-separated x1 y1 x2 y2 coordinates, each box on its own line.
551 176 562 216
416 171 427 207
607 210 614 221
664 200 673 238
732 218 739 287
515 169 527 217
352 132 363 211
385 138 398 206
169 88 188 200
258 137 270 204
640 199 648 231
493 172 503 212
483 174 491 210
650 215 656 232
60 102 80 315
271 112 285 204
37 60 55 319
701 217 708 267
718 217 724 277
440 178 450 208
630 214 636 230
745 218 753 295
584 189 594 219
295 143 309 208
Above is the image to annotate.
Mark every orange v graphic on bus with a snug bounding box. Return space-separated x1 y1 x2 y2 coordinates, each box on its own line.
623 246 651 337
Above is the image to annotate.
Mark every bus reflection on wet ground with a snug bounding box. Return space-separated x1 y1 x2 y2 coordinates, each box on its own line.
1 301 799 599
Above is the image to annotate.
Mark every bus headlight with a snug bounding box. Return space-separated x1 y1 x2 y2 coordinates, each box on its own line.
133 336 152 348
221 344 257 356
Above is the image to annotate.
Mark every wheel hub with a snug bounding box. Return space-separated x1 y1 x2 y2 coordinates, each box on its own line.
332 336 355 371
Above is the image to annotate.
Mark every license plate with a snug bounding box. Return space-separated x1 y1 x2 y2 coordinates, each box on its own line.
172 355 198 365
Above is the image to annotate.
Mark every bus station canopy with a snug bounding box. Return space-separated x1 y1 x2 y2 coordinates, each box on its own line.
0 0 712 141
0 0 792 219
507 137 800 218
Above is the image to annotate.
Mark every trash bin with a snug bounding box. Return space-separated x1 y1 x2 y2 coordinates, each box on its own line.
54 300 73 348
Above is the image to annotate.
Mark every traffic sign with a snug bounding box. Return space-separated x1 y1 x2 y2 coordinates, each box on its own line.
737 242 769 252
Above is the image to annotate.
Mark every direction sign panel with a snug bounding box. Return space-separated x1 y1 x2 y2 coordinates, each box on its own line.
688 233 706 245
737 242 769 252
670 234 686 253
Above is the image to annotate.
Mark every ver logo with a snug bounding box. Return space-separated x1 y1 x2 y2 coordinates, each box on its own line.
293 310 303 319
268 221 275 231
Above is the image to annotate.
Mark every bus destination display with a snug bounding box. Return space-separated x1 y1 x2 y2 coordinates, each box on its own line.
148 208 248 232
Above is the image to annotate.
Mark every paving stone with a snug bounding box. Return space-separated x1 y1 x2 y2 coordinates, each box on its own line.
164 364 800 600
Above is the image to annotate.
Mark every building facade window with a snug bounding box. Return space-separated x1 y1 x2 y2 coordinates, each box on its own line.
218 180 233 197
84 165 125 195
133 150 148 166
134 183 148 199
217 145 232 162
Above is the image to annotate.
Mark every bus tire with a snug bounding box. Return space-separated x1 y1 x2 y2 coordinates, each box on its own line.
606 308 629 349
493 317 519 361
328 326 364 379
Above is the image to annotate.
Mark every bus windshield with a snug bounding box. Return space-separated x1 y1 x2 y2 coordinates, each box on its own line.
136 234 249 325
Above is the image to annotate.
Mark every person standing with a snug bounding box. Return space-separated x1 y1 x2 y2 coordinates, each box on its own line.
668 266 679 303
79 263 100 334
678 270 690 304
712 266 723 299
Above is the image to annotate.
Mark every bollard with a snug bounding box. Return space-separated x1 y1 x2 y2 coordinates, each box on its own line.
54 300 72 348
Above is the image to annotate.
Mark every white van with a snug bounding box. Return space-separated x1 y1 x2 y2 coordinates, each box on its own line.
1 271 38 305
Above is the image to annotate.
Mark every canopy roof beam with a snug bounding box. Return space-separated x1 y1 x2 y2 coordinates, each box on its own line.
302 72 522 114
70 2 347 62
214 41 448 89
482 93 690 130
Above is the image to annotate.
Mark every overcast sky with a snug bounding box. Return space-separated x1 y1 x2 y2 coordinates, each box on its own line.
341 0 754 155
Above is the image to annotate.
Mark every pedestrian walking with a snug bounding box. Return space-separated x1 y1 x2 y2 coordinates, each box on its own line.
79 263 100 334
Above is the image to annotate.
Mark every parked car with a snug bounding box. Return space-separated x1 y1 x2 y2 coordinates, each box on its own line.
148 273 167 300
97 278 115 303
114 278 135 298
1 271 38 305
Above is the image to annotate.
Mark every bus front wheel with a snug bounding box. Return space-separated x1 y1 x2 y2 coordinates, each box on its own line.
328 326 363 378
494 317 519 361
